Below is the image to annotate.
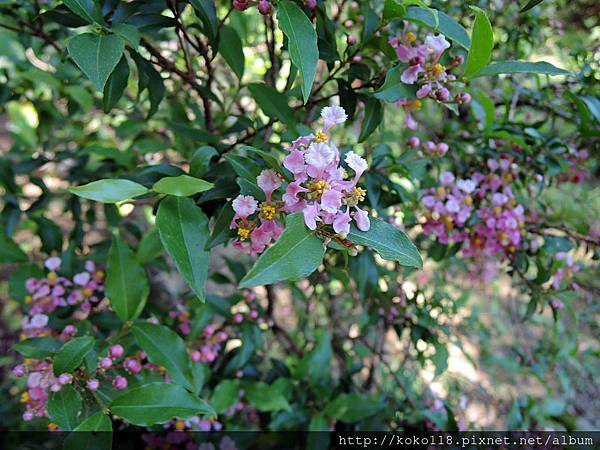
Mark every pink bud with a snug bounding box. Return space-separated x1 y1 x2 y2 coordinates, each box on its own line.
109 344 124 359
353 55 363 62
347 35 357 45
124 358 142 374
344 19 353 28
437 142 449 155
306 0 317 9
13 365 25 377
99 357 112 369
257 0 271 14
58 373 72 385
233 313 243 324
249 310 258 319
407 137 420 148
23 411 34 422
232 0 249 10
191 351 202 362
87 379 99 391
113 375 128 390
62 325 76 335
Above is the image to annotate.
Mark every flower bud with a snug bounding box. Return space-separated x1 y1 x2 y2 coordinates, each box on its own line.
113 375 128 390
99 357 112 369
347 35 357 45
58 373 72 385
87 379 99 391
407 137 420 148
258 0 271 15
124 358 142 374
109 344 124 359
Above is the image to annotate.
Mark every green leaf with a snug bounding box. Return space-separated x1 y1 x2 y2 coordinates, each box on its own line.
73 411 112 431
383 0 406 22
205 202 235 250
247 83 294 124
521 0 546 12
223 154 262 184
239 213 325 288
347 217 422 268
136 228 163 264
190 0 219 48
132 52 165 118
103 55 129 112
464 7 494 77
112 23 139 48
210 380 240 414
53 336 95 375
358 98 383 142
67 33 125 91
110 382 214 426
0 234 27 263
245 381 291 412
374 65 416 102
156 196 210 301
105 233 149 322
69 179 148 203
190 146 219 177
297 331 332 383
277 0 319 104
132 322 196 391
219 26 244 80
324 393 381 422
47 385 82 430
63 0 102 24
152 175 214 197
13 337 63 359
470 60 570 78
404 7 470 50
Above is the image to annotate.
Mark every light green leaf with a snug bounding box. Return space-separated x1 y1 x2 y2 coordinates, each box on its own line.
347 217 422 268
210 380 240 414
239 213 325 288
470 60 570 78
219 26 244 80
69 179 148 203
136 228 163 264
277 0 319 104
53 336 95 375
156 196 210 301
132 322 196 391
13 337 63 359
110 382 214 426
464 7 494 77
106 233 149 322
358 98 383 142
247 83 294 124
245 381 291 412
383 0 406 22
404 7 470 50
153 175 214 197
67 33 125 91
47 385 82 430
324 393 381 422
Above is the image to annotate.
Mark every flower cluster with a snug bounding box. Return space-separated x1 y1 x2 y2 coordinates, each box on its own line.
422 158 528 259
389 26 470 106
232 0 272 15
230 106 370 255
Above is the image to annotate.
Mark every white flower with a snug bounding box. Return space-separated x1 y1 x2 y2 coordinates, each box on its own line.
30 314 49 329
232 195 258 219
321 105 347 130
457 179 477 194
425 34 450 57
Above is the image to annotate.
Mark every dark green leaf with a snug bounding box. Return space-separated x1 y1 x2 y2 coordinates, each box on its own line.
67 33 125 91
205 202 235 250
136 228 163 264
219 26 244 80
13 337 63 359
374 66 416 102
239 213 325 288
383 0 406 22
521 0 546 12
110 382 214 426
358 98 383 142
47 385 82 430
63 0 102 24
103 55 129 112
277 0 319 104
53 336 95 375
0 234 27 263
156 196 210 301
105 233 149 322
210 380 239 414
247 83 294 124
190 0 219 47
405 7 470 50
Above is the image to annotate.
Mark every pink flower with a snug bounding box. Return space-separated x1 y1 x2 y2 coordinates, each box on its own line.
439 171 455 186
124 358 142 374
283 181 308 209
416 83 432 98
457 179 477 193
321 105 347 132
73 272 90 286
109 344 124 359
257 0 271 14
305 142 336 178
87 379 99 391
353 207 370 231
99 357 112 369
401 65 424 84
113 376 128 390
333 209 351 235
30 314 48 329
256 170 281 201
283 149 307 176
232 195 258 222
321 189 343 213
303 202 320 230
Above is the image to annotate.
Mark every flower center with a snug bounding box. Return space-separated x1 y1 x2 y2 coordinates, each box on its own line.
404 32 417 44
237 226 253 241
260 203 277 220
312 180 330 195
352 186 366 202
313 131 328 143
430 63 446 78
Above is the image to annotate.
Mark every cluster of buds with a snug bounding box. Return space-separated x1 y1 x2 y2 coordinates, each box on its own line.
422 158 528 260
190 325 229 364
406 136 449 157
23 257 106 328
233 0 272 15
551 252 580 291
231 106 371 255
389 26 470 106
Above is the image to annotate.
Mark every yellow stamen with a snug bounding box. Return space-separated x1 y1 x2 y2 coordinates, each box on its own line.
237 227 252 241
412 99 422 111
260 203 277 220
352 187 367 202
431 63 446 78
175 420 186 430
95 271 105 280
25 295 32 304
313 131 328 143
493 206 502 216
464 196 473 206
436 186 446 196
82 288 93 298
47 272 57 282
20 392 30 403
48 423 58 431
405 32 416 44
313 180 330 196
